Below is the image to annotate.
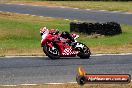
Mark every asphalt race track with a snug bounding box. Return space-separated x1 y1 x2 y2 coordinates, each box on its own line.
0 4 132 85
0 55 132 85
0 4 132 25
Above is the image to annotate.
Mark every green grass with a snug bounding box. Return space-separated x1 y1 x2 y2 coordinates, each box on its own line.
5 1 132 12
0 12 70 55
0 12 132 55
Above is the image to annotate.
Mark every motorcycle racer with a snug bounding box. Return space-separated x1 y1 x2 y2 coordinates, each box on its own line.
40 26 91 59
40 27 77 46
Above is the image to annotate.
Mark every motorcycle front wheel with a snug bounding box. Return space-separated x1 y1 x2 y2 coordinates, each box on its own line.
43 42 60 60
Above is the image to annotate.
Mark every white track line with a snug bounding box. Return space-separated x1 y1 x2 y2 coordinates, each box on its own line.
0 55 45 58
24 14 30 15
99 10 107 12
64 19 70 21
74 8 79 10
73 20 78 22
19 4 25 5
45 83 65 85
0 53 131 58
1 80 132 86
111 11 121 13
91 53 132 56
33 5 39 7
86 9 91 11
20 84 38 86
4 11 10 13
1 85 17 86
31 15 36 17
60 7 66 8
1 82 75 86
45 82 77 85
124 12 132 14
68 82 77 84
0 11 44 18
39 16 43 18
6 3 12 5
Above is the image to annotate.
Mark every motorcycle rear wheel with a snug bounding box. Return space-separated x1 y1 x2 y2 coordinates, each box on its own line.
43 43 60 60
77 42 91 59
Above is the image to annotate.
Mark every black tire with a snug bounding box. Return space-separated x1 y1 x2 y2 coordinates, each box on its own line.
43 43 60 60
76 75 86 85
76 42 91 59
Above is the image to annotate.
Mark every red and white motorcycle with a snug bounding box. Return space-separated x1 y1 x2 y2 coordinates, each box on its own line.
40 27 91 59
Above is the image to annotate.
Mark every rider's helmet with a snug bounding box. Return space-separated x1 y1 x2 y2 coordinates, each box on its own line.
49 29 59 35
60 31 70 39
40 27 48 36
